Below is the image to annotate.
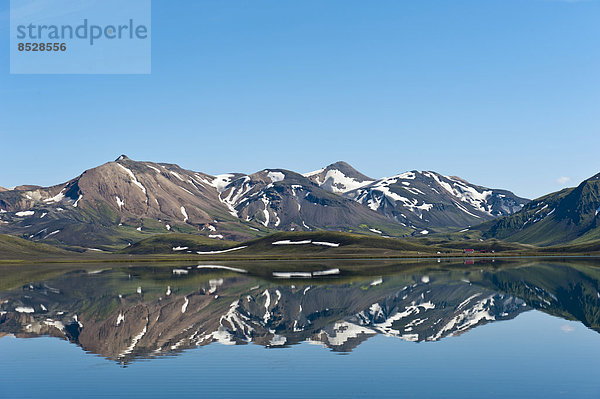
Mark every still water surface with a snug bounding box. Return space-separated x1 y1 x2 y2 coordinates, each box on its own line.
1 259 599 398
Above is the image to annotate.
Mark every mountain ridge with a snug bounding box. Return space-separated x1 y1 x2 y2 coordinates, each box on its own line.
345 170 528 233
480 172 600 245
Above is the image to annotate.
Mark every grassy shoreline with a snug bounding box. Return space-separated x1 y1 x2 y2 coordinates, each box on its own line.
2 230 600 265
2 252 600 265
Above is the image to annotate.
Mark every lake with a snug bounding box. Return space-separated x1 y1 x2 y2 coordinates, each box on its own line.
1 258 599 398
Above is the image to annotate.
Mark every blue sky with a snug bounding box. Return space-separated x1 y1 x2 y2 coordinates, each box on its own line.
0 0 598 199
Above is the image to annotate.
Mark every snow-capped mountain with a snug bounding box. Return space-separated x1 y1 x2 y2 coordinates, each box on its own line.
345 171 528 232
304 161 375 194
215 168 395 232
0 155 257 246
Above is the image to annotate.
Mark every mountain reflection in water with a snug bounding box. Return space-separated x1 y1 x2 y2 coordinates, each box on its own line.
1 259 599 364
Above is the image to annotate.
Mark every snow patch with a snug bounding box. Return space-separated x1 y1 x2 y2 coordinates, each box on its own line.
73 195 83 207
45 230 60 238
272 240 312 245
117 164 147 195
180 206 189 222
312 241 340 247
260 195 270 227
302 168 325 178
211 174 235 192
146 164 161 173
196 246 247 255
318 169 374 193
169 171 186 182
267 171 285 182
43 189 65 204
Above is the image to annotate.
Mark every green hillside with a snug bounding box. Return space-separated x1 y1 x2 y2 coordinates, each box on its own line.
120 230 454 257
480 173 600 246
0 234 72 259
119 233 240 255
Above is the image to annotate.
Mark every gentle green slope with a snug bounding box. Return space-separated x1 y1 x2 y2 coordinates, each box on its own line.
411 236 534 252
239 231 442 253
119 233 240 254
0 234 72 259
539 239 600 254
120 231 451 256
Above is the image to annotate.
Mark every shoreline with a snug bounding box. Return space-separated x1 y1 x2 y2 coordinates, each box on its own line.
2 252 600 266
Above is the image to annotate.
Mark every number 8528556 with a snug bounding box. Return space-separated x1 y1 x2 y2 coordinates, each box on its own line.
18 43 67 52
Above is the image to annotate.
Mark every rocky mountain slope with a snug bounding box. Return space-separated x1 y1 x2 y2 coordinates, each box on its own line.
480 173 600 245
213 167 400 233
0 156 528 248
345 171 528 233
0 156 260 247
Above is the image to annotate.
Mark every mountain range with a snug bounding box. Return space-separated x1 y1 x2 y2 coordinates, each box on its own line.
0 155 533 249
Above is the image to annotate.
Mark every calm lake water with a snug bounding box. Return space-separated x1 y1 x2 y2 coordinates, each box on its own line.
1 258 599 398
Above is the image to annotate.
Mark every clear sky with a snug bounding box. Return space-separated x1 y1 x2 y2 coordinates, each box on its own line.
1 0 598 199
